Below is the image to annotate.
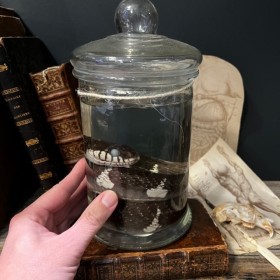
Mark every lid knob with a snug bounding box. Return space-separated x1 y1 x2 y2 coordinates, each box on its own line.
114 0 158 34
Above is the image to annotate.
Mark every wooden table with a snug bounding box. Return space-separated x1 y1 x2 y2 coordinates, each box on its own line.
1 182 280 279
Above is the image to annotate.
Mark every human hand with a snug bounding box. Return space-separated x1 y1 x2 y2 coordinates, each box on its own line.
0 158 118 280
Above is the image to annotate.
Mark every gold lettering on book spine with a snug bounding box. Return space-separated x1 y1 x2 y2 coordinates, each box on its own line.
5 95 21 102
16 118 33 126
25 138 40 147
14 112 31 120
39 172 53 181
32 157 49 165
44 97 74 117
1 87 20 95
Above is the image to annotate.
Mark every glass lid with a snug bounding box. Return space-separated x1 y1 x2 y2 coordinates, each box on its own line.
71 0 202 82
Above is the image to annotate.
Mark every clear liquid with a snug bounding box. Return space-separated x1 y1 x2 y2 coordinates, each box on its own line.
81 90 193 249
89 99 191 161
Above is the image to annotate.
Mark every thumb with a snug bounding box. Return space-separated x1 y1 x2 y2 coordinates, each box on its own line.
63 190 118 254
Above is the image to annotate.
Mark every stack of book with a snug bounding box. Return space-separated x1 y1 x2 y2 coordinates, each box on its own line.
0 5 83 227
76 200 229 279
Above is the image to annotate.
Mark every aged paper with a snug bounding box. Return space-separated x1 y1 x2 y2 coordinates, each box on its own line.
190 55 244 165
188 138 280 255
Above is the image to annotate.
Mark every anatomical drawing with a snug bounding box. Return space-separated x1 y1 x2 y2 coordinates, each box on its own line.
204 146 280 216
190 55 244 165
188 138 280 254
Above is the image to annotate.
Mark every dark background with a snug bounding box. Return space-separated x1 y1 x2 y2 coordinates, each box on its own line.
1 0 280 180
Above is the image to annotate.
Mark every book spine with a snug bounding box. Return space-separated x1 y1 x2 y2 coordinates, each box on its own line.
0 43 62 191
30 63 84 170
0 15 26 36
76 248 228 279
0 6 16 17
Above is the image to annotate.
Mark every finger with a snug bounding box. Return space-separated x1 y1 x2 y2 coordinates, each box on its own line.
55 176 87 219
31 158 87 213
55 194 88 233
62 190 118 255
51 176 87 228
53 178 88 232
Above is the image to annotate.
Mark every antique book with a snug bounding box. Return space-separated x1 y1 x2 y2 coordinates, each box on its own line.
30 62 84 170
0 37 67 190
0 93 40 229
0 15 26 36
0 6 16 16
75 199 229 280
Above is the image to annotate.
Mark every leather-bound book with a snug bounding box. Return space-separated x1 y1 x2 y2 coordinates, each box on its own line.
0 93 40 229
0 5 32 36
30 63 84 170
0 15 26 36
0 37 67 191
0 6 16 16
75 199 229 280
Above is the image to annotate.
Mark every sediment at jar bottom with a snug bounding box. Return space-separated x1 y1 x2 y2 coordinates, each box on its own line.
89 190 188 236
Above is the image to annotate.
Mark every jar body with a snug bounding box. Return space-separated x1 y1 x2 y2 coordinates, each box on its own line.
79 81 193 250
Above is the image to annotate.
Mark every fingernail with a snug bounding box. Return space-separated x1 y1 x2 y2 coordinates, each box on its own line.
101 191 118 208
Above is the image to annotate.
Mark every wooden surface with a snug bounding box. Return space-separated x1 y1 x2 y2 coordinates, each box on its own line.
1 181 280 279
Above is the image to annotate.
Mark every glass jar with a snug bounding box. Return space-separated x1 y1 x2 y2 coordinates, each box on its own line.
71 0 202 250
